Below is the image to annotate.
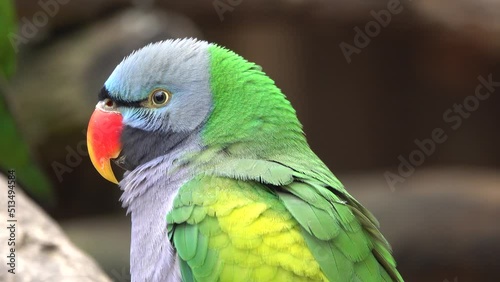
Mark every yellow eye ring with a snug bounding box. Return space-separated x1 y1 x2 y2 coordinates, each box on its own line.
149 89 171 107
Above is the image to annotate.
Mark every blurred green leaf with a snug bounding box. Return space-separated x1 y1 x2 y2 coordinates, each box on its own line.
0 94 54 202
0 0 16 77
0 1 54 203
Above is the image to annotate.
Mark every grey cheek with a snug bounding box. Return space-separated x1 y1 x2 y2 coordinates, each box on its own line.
167 91 212 132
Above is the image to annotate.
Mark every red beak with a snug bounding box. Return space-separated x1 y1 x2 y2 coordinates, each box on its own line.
87 104 123 184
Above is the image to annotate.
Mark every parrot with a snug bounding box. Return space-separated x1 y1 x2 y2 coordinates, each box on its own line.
87 38 403 282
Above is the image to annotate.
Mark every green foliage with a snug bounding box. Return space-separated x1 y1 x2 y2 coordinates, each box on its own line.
0 0 16 77
0 1 54 202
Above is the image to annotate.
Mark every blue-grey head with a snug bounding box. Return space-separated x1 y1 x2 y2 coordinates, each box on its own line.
87 38 213 183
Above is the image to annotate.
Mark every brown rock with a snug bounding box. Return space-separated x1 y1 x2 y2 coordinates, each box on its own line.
0 174 111 282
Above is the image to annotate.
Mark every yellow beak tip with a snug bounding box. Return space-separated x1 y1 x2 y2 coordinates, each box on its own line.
93 157 119 185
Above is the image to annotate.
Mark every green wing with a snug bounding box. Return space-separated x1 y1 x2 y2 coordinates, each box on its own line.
167 176 222 282
271 157 402 281
168 175 333 281
172 154 403 282
272 151 403 281
280 176 402 282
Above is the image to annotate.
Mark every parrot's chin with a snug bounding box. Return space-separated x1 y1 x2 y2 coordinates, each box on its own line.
109 159 126 182
112 153 134 172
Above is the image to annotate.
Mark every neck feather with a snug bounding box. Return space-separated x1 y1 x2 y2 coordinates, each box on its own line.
119 134 201 281
204 45 309 159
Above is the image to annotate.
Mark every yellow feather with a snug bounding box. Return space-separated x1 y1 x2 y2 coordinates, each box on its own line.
194 177 328 281
253 264 278 281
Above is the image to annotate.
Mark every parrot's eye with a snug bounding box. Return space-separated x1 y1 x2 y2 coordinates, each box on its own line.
102 98 116 110
149 89 170 107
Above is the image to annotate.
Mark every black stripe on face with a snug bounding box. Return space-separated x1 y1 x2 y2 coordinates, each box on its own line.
98 86 111 101
98 86 145 108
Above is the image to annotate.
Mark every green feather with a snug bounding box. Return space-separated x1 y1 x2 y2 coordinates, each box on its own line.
302 229 354 281
354 253 381 281
189 207 207 224
179 258 195 282
168 205 194 224
374 241 404 282
279 191 339 240
173 223 222 281
185 224 199 261
173 224 191 261
190 248 220 279
189 231 209 269
197 216 222 236
204 158 295 186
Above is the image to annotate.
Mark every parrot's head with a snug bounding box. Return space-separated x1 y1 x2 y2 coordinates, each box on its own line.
87 39 213 184
87 38 303 184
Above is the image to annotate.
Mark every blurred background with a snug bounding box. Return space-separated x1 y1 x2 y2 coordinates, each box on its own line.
2 0 500 281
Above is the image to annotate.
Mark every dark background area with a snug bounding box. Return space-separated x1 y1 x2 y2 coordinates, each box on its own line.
6 0 500 281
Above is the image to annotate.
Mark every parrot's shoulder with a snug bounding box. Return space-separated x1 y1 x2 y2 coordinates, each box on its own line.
168 174 279 226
